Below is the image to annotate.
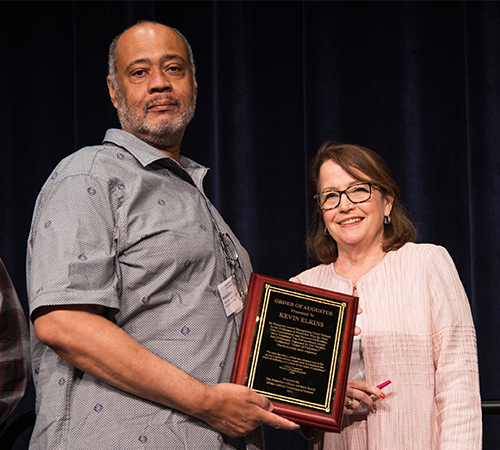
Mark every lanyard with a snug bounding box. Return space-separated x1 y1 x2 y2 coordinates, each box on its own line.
161 159 249 299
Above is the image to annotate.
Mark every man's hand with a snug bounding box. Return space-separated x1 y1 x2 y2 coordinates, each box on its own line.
198 383 299 438
33 305 298 438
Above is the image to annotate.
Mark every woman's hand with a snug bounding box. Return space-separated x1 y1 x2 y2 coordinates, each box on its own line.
354 305 363 336
344 379 385 415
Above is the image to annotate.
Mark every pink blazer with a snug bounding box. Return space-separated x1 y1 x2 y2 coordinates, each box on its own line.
292 243 481 450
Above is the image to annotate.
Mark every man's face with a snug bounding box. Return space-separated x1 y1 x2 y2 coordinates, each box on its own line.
107 23 197 144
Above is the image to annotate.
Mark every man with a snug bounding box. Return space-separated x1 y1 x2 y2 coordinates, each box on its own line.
0 257 30 428
27 21 298 449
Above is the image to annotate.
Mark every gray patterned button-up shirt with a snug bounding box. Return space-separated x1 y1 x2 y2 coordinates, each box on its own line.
27 129 259 449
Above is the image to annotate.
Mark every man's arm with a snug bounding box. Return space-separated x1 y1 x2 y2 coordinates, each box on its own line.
33 305 299 438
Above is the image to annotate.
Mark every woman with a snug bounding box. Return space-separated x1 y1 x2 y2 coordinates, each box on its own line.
292 142 481 449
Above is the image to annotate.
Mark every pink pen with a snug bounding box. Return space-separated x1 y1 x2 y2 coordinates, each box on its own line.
377 380 391 390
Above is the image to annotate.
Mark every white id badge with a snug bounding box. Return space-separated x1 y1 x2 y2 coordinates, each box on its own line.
217 276 244 317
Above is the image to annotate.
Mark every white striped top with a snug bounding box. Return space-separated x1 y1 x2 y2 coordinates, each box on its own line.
292 243 481 450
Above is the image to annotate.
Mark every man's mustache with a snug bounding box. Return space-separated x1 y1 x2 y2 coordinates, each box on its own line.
144 96 180 113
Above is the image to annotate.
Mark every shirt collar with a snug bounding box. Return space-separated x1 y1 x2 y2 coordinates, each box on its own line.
102 129 208 188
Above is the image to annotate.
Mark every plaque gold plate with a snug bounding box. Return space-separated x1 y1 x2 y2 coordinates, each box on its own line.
231 273 358 432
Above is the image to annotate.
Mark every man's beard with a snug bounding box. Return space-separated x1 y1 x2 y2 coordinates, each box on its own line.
115 89 196 149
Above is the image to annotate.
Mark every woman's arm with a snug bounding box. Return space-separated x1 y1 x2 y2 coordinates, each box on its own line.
429 246 481 449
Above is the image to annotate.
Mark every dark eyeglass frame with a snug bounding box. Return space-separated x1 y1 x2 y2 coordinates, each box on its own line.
314 182 377 211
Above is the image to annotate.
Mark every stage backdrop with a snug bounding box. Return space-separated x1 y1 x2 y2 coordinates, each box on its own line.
0 1 498 449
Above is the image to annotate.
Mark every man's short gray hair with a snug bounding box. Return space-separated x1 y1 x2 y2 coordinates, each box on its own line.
107 20 196 91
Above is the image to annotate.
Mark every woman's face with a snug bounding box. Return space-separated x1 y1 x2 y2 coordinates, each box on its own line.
319 160 393 255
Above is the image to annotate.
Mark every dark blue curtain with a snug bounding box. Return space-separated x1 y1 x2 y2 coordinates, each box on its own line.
1 1 498 448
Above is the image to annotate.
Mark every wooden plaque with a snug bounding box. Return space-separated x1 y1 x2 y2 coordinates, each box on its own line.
231 273 358 432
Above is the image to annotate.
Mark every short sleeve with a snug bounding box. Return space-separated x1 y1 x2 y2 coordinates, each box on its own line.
27 174 121 317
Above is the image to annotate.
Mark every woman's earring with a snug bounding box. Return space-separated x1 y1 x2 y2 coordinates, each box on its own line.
384 215 391 225
324 226 330 236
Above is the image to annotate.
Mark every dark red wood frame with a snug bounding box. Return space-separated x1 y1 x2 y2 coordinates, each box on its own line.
231 273 358 432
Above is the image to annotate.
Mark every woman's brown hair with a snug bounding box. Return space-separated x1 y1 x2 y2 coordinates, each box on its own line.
307 141 417 264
